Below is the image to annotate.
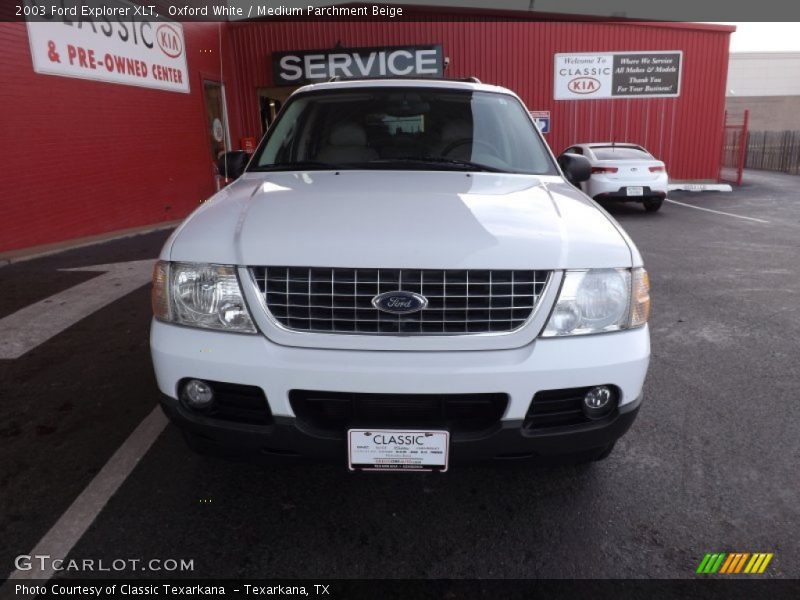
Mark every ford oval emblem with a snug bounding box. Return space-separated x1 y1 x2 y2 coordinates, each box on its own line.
372 291 428 315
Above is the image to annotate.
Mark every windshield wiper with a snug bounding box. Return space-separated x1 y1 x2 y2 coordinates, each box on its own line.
361 157 509 173
251 157 509 173
249 160 346 172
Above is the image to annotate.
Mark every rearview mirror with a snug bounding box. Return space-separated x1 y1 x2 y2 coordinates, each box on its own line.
216 151 250 180
557 153 592 185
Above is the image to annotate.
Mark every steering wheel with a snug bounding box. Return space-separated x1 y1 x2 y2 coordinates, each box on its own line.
441 138 500 158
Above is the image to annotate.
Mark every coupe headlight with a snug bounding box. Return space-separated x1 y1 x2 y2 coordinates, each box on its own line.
151 261 256 333
541 267 650 337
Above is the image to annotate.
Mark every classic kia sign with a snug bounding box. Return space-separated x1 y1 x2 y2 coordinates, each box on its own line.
272 44 444 86
554 51 681 100
25 0 189 93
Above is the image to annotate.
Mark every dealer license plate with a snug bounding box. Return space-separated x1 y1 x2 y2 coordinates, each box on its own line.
348 429 449 472
627 186 644 196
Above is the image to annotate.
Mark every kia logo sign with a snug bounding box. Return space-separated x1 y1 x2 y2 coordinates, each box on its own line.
156 24 183 59
568 76 601 94
272 44 444 86
372 291 428 315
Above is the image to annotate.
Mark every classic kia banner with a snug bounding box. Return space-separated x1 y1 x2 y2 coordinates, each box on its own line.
25 0 189 93
554 51 682 100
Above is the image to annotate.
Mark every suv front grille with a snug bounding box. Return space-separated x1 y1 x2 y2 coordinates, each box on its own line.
251 267 550 335
289 390 508 435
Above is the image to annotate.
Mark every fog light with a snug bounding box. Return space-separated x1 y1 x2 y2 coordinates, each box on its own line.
182 379 214 410
583 385 616 420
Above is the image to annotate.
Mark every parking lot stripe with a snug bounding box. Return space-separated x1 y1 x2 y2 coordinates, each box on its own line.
6 406 167 581
0 259 154 359
665 199 770 224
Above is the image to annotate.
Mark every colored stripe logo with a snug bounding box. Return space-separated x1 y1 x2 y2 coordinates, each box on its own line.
696 552 773 574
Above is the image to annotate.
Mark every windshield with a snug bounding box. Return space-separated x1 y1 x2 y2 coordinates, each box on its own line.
250 88 557 175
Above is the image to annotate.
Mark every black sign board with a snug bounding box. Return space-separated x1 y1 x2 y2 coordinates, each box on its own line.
272 44 444 86
611 52 681 97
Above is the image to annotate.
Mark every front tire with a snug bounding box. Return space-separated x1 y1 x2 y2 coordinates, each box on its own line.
643 197 663 212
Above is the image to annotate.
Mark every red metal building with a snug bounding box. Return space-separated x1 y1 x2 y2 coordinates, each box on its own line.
0 12 734 255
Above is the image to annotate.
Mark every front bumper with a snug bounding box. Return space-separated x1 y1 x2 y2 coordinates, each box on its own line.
151 320 649 462
160 393 641 464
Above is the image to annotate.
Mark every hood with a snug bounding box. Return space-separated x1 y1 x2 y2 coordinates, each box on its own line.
165 171 633 269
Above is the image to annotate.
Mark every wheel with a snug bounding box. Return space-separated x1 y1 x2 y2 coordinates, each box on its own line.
643 197 663 212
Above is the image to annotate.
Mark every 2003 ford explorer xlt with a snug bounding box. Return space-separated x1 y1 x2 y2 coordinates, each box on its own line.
150 78 651 472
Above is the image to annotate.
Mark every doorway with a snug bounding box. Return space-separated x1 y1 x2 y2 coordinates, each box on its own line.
256 86 296 134
260 96 282 133
202 80 231 161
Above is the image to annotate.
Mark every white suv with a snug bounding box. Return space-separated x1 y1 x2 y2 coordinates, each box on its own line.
150 79 650 471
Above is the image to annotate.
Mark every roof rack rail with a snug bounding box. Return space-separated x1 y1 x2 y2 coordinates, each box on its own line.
320 75 484 84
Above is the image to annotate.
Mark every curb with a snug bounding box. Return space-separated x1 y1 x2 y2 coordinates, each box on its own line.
0 221 180 268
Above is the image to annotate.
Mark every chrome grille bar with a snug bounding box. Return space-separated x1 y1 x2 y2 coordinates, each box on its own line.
251 267 551 336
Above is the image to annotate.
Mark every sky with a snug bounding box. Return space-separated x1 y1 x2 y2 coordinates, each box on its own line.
714 23 800 52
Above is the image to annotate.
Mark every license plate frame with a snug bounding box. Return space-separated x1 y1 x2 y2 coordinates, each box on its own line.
626 186 644 196
347 429 450 472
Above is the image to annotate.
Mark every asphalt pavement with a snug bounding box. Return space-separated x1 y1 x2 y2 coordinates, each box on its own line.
1 169 798 580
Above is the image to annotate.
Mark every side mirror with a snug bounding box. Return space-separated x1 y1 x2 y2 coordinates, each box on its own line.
216 151 249 180
557 153 592 185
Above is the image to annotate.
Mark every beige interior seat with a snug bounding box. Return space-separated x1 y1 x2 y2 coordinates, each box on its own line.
317 123 378 164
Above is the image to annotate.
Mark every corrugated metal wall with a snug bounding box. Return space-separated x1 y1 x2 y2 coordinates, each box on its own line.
1 17 730 253
226 20 731 181
0 21 237 253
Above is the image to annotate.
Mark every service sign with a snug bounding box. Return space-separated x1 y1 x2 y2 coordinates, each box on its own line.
272 44 444 86
25 0 189 93
554 51 681 100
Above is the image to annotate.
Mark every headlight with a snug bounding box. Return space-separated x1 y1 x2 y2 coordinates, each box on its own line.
541 267 650 337
151 261 256 333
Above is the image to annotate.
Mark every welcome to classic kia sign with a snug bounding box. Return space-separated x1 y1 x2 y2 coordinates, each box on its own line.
272 45 444 86
25 0 189 93
554 51 682 100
